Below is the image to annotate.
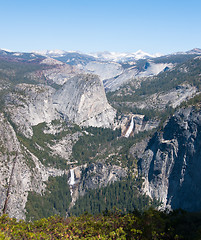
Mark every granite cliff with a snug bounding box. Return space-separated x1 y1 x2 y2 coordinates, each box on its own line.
53 74 116 128
0 113 65 219
5 74 116 139
135 107 201 211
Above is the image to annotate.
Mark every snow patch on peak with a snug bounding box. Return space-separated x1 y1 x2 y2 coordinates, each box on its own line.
134 50 162 60
33 49 67 57
0 48 13 52
88 50 163 62
13 53 23 56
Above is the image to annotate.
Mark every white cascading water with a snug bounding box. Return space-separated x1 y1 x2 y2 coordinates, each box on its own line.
69 169 75 185
125 117 134 138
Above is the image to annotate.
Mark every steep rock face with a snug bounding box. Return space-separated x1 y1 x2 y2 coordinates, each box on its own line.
68 163 127 208
118 114 159 137
0 113 64 219
5 84 59 138
5 73 116 138
79 163 127 191
138 107 201 211
53 74 116 128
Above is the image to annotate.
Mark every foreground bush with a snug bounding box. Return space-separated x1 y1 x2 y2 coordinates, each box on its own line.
1 209 201 239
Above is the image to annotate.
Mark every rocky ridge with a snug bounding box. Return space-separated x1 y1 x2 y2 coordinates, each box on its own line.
104 62 174 92
133 107 201 211
128 84 198 111
0 113 65 219
5 84 59 138
41 62 82 85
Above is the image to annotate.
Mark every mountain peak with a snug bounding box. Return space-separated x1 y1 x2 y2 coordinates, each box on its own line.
0 48 13 52
33 49 67 57
186 48 201 54
88 50 162 62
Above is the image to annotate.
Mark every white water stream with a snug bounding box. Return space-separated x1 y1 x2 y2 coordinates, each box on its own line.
69 169 75 185
125 117 134 138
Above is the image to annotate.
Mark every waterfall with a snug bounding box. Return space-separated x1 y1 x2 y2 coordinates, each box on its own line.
69 169 75 185
125 117 134 138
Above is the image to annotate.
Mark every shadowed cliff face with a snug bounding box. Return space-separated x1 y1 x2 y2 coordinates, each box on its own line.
138 107 201 211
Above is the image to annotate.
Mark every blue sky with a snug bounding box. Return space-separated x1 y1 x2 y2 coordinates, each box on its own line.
1 0 201 54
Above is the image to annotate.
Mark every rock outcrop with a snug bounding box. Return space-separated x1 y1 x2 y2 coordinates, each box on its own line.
5 74 116 138
68 163 127 208
53 74 116 128
116 114 159 137
0 113 65 219
123 84 198 111
5 84 59 138
136 107 201 211
104 62 174 92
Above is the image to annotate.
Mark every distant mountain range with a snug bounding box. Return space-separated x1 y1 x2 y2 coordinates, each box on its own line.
1 47 201 64
2 48 201 63
32 49 161 61
33 48 201 62
1 48 201 92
